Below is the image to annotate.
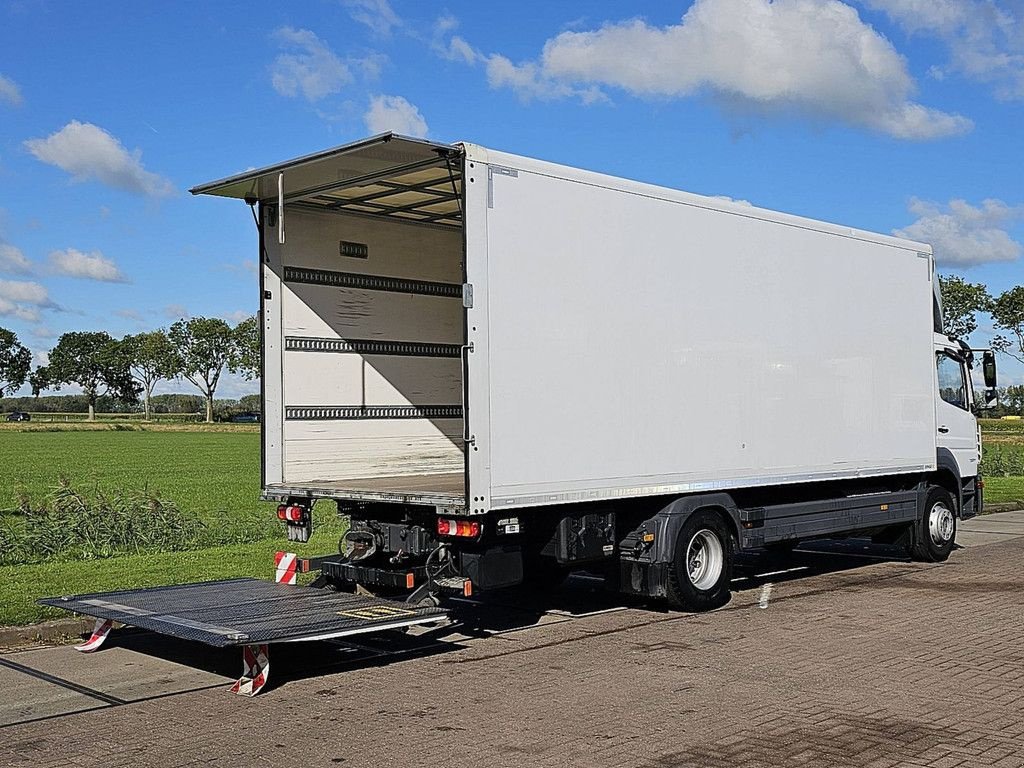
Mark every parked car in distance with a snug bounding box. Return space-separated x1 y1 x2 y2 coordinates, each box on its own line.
228 412 260 423
6 411 31 422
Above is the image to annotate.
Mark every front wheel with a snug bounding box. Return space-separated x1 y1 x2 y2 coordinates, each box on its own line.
909 486 956 562
666 510 733 611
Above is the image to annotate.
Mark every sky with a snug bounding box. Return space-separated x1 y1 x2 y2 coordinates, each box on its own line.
1 0 1023 397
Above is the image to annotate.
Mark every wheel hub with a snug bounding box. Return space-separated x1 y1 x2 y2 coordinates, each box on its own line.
685 529 724 590
928 502 954 546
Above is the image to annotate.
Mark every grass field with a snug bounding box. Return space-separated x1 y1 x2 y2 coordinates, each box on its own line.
0 419 1021 627
0 425 269 542
979 419 1024 506
0 422 343 625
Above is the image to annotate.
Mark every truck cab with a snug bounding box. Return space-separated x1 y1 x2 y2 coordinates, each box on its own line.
933 331 997 520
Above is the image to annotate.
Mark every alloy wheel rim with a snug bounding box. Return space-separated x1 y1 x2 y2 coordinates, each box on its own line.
686 529 724 590
928 502 955 546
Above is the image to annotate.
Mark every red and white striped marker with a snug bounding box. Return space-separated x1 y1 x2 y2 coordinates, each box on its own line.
75 618 113 653
230 644 270 696
274 551 297 585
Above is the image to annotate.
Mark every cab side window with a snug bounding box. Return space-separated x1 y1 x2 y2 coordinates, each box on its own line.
936 354 967 410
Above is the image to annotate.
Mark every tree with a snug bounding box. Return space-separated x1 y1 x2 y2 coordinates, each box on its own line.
0 327 31 396
938 275 991 340
46 332 139 420
29 366 49 399
169 317 238 423
991 286 1024 364
123 330 180 420
232 314 260 380
1002 385 1024 416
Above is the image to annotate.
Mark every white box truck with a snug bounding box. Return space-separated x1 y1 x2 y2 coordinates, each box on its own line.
188 133 995 610
42 135 998 693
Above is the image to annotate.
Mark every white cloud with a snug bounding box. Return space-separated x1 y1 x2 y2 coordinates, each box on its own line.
894 198 1024 266
0 74 22 107
24 121 175 197
864 1 1024 99
485 55 609 104
431 18 606 103
270 27 352 102
355 52 388 80
432 16 482 64
0 279 53 306
221 309 254 324
0 299 38 323
0 243 32 275
48 248 129 283
223 259 259 277
364 95 429 137
0 279 55 322
163 303 190 320
345 0 401 36
711 195 754 207
114 309 144 321
442 0 972 139
30 325 55 339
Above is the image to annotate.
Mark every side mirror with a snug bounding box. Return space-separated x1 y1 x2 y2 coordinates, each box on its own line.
982 388 999 409
983 351 997 389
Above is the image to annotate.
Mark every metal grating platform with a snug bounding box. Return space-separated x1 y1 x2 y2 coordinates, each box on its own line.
39 578 447 647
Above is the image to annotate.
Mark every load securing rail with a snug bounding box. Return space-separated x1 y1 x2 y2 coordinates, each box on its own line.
40 577 448 696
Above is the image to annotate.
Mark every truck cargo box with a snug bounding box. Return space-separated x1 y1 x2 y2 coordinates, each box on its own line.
193 134 936 517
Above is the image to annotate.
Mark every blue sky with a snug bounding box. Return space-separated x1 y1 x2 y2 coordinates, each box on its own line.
1 0 1022 397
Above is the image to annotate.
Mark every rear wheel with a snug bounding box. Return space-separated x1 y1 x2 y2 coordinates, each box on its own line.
910 486 956 562
666 510 733 611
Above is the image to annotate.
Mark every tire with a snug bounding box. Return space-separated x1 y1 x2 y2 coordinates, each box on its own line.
666 510 733 611
909 486 957 562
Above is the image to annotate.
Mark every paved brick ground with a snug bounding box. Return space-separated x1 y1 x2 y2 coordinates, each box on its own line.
2 536 1023 768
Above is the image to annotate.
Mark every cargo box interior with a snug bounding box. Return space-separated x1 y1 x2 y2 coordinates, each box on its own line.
209 137 469 507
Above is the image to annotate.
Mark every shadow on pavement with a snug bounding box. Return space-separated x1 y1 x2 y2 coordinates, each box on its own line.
72 538 922 693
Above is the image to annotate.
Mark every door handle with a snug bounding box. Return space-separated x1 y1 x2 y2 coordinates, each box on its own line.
461 343 474 443
938 426 949 434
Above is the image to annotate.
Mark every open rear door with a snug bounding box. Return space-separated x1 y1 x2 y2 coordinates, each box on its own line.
193 134 469 510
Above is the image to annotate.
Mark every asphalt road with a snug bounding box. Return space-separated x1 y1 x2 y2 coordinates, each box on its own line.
1 511 1023 768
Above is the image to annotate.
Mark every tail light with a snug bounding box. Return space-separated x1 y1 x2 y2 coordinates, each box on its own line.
437 518 481 538
277 504 305 522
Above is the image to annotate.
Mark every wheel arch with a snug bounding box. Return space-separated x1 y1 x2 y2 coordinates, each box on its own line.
652 493 741 564
930 449 964 517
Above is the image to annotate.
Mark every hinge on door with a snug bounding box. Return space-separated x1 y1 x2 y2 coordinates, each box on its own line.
462 283 474 308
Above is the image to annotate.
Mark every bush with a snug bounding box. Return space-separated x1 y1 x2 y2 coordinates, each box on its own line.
2 481 205 565
981 444 1024 478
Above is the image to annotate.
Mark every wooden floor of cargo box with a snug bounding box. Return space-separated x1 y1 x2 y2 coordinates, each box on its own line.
266 473 465 505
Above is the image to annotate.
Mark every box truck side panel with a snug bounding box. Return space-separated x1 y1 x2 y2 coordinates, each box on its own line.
481 163 936 509
263 207 465 496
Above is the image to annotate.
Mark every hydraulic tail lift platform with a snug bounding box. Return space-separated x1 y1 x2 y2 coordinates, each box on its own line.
39 575 447 696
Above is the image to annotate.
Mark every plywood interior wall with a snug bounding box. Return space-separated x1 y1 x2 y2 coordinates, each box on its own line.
274 209 465 484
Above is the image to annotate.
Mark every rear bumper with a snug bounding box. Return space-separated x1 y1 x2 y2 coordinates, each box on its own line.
322 560 425 590
322 545 525 593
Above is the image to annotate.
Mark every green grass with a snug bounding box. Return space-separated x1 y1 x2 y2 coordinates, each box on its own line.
981 424 1024 504
0 522 341 626
0 428 271 543
984 476 1024 505
0 425 344 626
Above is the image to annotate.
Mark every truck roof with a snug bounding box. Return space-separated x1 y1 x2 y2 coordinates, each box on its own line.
191 132 931 255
